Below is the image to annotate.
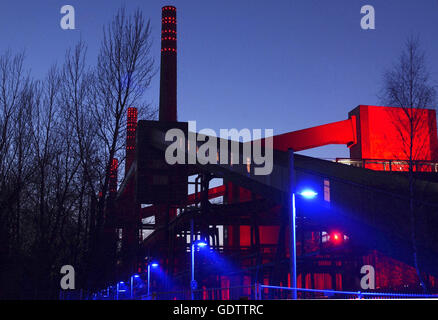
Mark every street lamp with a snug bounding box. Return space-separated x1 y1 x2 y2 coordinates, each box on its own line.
191 240 208 300
116 281 125 300
130 274 140 299
298 189 318 199
147 262 159 297
289 148 318 300
289 190 317 300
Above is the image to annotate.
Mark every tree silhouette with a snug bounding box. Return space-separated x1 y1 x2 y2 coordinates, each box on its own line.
380 36 437 293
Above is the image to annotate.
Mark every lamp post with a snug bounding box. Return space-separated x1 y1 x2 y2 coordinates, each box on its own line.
147 262 159 297
290 191 297 300
116 281 124 300
288 149 317 300
191 240 208 300
130 274 140 299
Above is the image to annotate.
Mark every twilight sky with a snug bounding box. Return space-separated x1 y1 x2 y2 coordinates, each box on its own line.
1 0 437 159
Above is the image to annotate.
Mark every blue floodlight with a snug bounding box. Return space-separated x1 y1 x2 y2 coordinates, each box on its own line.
133 274 140 278
195 240 208 248
298 189 318 199
151 262 159 268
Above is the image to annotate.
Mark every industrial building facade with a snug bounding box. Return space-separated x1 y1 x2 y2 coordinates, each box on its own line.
103 6 438 299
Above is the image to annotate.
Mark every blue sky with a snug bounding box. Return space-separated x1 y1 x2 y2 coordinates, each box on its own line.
1 0 437 159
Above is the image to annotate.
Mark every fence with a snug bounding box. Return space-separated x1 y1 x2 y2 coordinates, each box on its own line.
138 285 254 300
258 285 438 300
86 284 438 300
335 158 438 172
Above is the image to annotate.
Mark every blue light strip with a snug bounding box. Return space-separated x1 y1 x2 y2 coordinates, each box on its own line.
260 285 438 298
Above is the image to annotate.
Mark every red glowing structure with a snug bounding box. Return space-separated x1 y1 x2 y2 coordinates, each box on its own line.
109 158 118 196
348 105 438 170
269 105 438 172
126 107 138 176
271 117 357 152
107 5 438 297
159 6 177 122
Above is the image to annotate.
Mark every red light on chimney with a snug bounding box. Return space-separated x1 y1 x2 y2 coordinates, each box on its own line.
109 158 118 194
159 6 177 122
126 107 137 176
110 158 118 173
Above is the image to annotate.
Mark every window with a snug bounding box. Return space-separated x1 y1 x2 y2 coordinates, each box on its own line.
324 179 330 202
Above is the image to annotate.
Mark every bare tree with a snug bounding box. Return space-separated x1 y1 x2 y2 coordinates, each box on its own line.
58 41 104 290
0 50 36 298
86 7 156 288
95 7 154 200
0 51 29 247
380 36 437 293
0 6 157 298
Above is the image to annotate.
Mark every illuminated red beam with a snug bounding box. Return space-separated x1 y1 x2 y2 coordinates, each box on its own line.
271 116 357 152
186 185 226 204
141 185 226 218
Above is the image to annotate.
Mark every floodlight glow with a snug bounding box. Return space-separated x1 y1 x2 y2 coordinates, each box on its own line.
298 189 318 199
133 274 140 278
196 241 207 248
151 262 159 268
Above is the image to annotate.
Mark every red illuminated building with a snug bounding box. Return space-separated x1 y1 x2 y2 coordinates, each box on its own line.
105 6 438 298
348 105 438 170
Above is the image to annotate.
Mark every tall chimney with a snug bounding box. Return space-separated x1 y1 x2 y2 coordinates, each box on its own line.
159 6 177 122
125 107 137 176
109 158 118 196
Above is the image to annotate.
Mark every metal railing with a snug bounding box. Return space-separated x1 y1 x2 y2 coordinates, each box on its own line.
86 284 438 300
335 158 438 172
139 285 255 300
258 285 438 300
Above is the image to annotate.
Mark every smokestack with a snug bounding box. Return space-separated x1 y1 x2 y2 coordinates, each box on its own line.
109 158 118 196
126 107 138 176
159 5 177 122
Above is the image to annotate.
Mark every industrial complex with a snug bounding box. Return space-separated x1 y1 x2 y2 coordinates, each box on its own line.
101 6 438 299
